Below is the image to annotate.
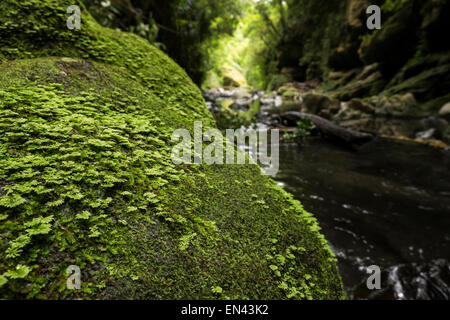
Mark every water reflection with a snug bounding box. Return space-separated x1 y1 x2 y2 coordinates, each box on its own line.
274 138 450 299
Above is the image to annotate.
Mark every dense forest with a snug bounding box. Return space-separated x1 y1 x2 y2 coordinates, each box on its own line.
0 0 449 302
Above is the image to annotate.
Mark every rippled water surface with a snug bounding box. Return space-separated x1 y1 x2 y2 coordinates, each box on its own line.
274 138 450 299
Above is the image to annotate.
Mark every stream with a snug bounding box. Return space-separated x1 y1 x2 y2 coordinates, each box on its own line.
204 88 450 300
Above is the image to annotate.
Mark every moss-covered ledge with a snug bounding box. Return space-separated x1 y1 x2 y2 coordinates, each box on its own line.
0 0 345 299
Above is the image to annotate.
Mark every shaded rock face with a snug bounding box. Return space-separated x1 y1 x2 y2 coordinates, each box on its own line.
347 98 375 115
0 0 345 300
370 93 418 117
359 1 421 73
222 68 248 89
301 94 340 119
271 0 450 116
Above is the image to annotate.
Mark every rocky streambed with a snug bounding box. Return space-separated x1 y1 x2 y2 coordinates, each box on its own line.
203 84 450 148
203 86 450 300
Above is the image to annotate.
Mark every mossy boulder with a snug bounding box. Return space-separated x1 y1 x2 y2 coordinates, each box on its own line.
329 64 386 101
222 68 248 89
0 0 345 299
301 94 340 117
369 93 418 117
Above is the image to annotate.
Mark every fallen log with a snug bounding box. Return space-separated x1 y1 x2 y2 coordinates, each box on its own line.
278 111 376 146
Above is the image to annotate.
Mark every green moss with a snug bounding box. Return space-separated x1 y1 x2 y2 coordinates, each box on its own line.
0 0 345 299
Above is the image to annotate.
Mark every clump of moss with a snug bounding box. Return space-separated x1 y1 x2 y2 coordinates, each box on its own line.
0 0 345 299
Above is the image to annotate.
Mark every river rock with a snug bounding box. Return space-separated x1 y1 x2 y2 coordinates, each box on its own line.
301 93 340 115
230 88 252 100
260 93 279 106
439 102 450 120
370 93 417 117
279 81 319 93
234 97 252 109
279 87 301 100
334 101 365 121
202 88 222 102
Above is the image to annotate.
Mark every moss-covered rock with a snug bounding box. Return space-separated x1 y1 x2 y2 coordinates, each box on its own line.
222 68 248 89
347 98 376 115
0 0 345 299
333 67 385 100
346 0 370 27
369 93 418 117
301 94 340 117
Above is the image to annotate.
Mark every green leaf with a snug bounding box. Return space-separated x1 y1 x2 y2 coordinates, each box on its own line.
6 234 31 258
76 211 91 220
269 265 278 271
88 226 101 238
178 232 197 251
27 223 52 236
5 265 31 279
278 281 288 290
126 206 138 213
24 215 54 227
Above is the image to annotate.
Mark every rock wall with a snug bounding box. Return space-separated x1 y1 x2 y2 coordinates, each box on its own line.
274 0 450 112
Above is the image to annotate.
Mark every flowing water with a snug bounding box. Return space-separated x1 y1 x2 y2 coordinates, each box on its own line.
203 88 450 299
274 138 450 300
